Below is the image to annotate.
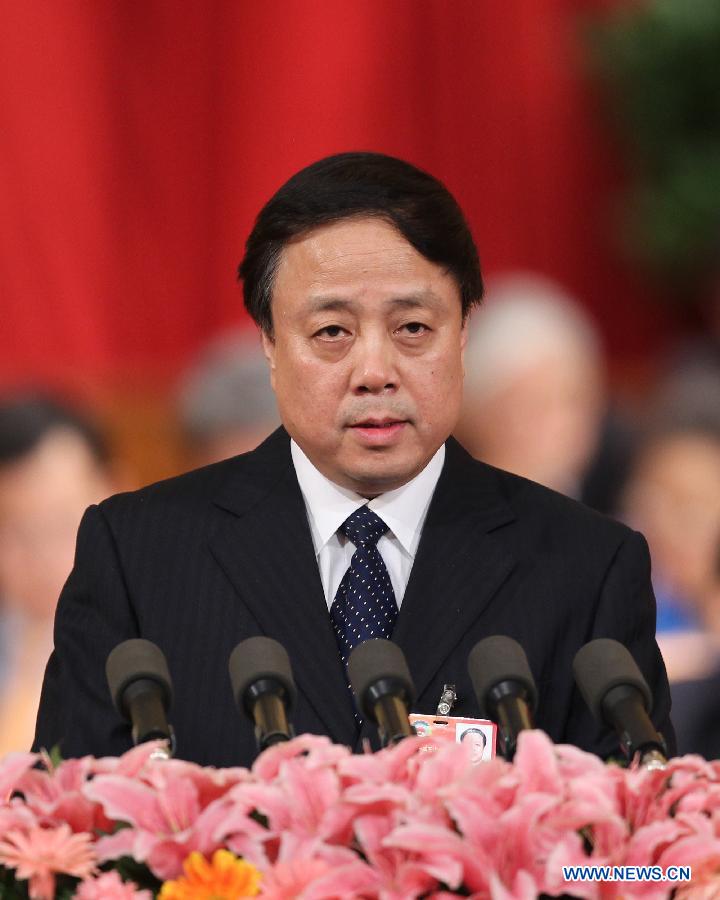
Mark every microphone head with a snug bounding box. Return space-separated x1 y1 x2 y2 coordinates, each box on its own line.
228 636 296 714
106 639 173 717
347 639 415 719
573 638 653 723
467 636 538 715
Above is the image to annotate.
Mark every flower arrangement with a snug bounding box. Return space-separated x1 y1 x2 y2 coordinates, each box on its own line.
1 731 719 899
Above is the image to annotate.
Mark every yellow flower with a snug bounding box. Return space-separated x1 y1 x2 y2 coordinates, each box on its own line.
159 849 261 900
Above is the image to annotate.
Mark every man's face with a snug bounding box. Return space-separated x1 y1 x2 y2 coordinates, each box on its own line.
262 217 467 496
461 728 487 763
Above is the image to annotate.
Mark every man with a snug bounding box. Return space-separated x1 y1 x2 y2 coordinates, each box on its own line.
459 726 488 764
457 273 632 518
176 330 279 469
33 153 674 767
458 273 605 501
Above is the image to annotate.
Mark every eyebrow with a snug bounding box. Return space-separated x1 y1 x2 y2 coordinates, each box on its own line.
307 291 443 313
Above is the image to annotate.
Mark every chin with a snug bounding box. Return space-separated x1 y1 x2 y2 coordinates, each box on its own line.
344 459 423 495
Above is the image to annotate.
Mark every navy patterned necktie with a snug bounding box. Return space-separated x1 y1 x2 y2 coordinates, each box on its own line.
330 506 398 668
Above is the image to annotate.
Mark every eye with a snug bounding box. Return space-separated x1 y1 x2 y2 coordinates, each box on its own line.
397 321 429 336
314 324 348 341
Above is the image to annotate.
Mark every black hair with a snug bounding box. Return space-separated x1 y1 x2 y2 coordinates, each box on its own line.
0 393 109 467
460 727 487 743
239 151 483 334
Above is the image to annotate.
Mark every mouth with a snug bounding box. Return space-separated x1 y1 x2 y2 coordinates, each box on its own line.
351 418 406 428
348 418 409 446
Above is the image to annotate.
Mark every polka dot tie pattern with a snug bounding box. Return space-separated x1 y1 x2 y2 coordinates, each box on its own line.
330 506 398 668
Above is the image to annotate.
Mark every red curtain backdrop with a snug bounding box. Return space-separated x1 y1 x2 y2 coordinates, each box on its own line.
0 0 670 394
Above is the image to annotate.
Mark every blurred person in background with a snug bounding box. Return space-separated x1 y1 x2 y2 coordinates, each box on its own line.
456 273 623 512
0 395 116 754
670 541 720 759
621 368 720 685
176 330 279 469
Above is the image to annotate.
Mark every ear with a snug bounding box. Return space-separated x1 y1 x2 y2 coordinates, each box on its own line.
261 330 277 390
460 317 469 377
460 317 469 350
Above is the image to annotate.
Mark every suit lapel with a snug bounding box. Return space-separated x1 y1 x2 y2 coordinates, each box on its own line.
392 439 518 704
208 430 357 747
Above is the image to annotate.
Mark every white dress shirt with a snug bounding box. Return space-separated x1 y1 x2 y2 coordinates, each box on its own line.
290 440 445 610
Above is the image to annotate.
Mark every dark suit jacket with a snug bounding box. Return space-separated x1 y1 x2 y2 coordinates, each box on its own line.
671 670 720 760
33 428 675 766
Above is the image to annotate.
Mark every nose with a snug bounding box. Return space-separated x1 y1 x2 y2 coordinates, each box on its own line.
350 333 398 395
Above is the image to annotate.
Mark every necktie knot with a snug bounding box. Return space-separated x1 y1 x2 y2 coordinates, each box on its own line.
340 506 388 548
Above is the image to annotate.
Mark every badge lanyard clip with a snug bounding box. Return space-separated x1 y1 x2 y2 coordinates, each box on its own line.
435 684 457 716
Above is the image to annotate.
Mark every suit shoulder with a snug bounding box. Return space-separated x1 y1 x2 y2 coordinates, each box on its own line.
479 459 637 550
98 427 290 524
99 440 288 531
100 454 240 515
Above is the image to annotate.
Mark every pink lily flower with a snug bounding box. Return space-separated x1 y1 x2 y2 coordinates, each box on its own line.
86 767 257 880
0 751 38 802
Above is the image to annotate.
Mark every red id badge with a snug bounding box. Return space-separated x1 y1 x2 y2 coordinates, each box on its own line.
408 713 497 762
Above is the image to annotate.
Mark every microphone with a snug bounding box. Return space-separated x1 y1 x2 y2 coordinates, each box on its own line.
467 636 537 760
573 638 667 767
228 637 296 752
347 639 415 747
106 639 174 759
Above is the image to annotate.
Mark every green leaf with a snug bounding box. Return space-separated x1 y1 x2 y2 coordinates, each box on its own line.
105 857 163 893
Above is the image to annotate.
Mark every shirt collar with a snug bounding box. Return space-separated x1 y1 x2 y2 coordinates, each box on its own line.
290 439 445 558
